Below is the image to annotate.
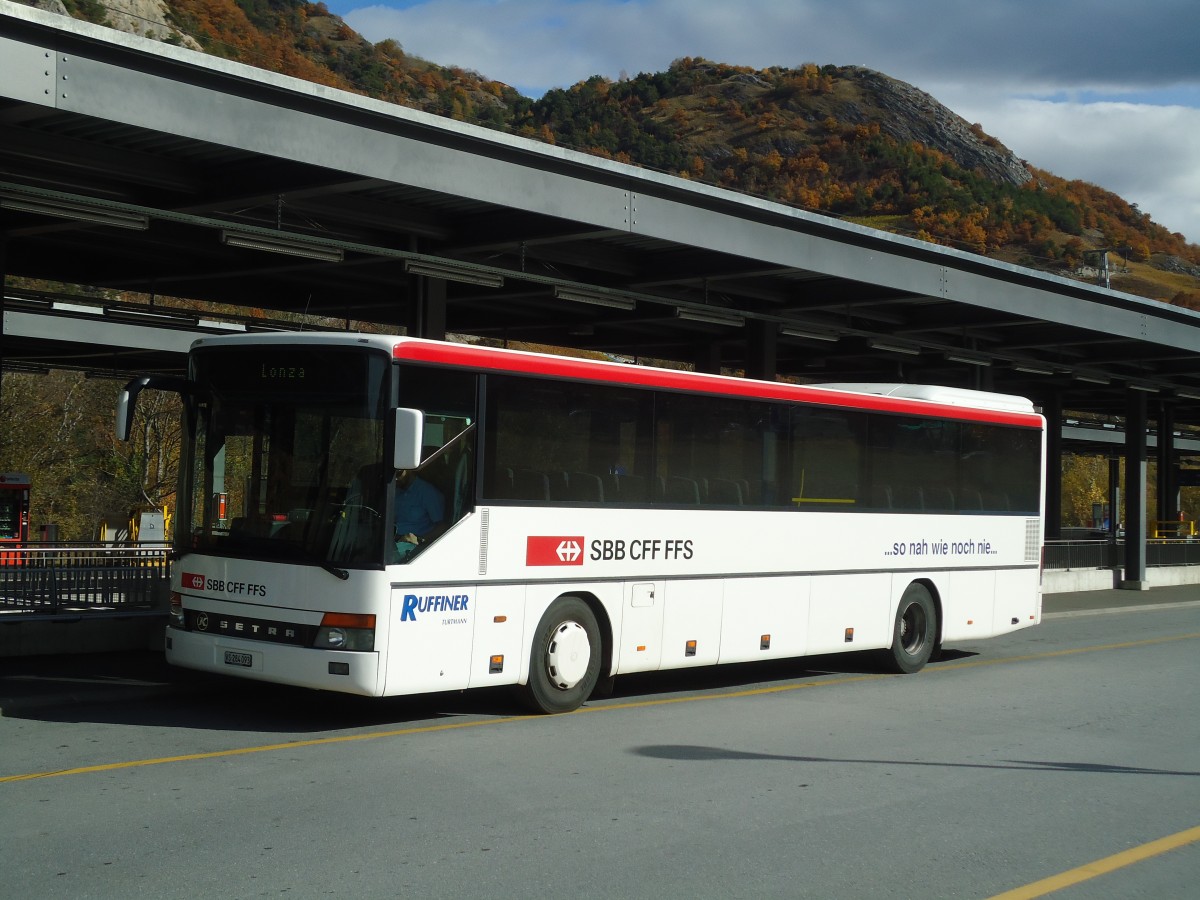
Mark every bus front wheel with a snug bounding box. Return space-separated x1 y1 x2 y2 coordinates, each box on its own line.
520 597 602 714
885 583 937 674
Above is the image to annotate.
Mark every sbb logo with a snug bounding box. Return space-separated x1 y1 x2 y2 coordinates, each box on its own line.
182 572 205 590
526 536 585 566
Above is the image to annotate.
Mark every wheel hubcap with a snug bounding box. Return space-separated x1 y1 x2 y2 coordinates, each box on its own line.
546 620 591 690
900 603 927 655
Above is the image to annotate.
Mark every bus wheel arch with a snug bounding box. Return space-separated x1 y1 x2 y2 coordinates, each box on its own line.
884 580 939 674
573 591 616 697
519 593 611 714
923 578 945 662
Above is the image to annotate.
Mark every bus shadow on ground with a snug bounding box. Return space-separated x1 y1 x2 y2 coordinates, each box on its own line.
1 647 980 732
602 647 980 704
628 743 1200 777
7 681 529 731
0 650 525 732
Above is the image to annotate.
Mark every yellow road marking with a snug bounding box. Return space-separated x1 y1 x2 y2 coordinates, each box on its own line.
2 631 1198 783
0 716 519 782
986 824 1200 899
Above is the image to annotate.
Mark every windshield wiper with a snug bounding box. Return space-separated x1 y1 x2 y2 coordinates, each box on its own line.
322 564 350 580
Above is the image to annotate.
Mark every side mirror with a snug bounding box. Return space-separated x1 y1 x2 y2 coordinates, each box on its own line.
116 384 139 442
394 408 424 471
115 375 203 441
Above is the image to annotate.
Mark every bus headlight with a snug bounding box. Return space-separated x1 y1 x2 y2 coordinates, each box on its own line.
314 613 376 652
168 592 185 629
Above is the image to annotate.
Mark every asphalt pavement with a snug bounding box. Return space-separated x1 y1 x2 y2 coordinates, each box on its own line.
2 584 1198 717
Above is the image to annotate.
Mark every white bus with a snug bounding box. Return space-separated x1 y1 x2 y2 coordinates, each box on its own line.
118 334 1045 713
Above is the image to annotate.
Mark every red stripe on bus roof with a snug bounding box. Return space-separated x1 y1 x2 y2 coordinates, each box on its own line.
393 341 1043 428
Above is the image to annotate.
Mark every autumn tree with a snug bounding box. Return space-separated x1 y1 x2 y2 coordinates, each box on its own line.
0 371 180 540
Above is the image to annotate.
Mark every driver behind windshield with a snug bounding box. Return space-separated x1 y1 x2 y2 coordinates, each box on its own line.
394 468 444 558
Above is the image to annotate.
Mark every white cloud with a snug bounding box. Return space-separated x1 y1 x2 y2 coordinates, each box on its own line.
342 0 1200 243
946 98 1200 241
345 0 844 93
344 0 1200 98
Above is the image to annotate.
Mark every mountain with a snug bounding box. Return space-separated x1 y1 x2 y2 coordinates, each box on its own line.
22 0 1200 306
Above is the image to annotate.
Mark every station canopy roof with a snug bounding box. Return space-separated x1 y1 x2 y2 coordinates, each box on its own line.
3 2 1200 428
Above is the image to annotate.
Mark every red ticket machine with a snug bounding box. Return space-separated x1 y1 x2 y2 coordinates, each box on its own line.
0 472 31 565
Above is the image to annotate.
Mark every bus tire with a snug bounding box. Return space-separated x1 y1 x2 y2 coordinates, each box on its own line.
521 597 602 714
885 582 937 674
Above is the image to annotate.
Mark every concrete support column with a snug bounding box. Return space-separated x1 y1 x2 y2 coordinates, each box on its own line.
1156 401 1177 529
1122 390 1149 590
410 275 447 341
1042 392 1063 540
1108 458 1121 541
0 229 6 397
979 365 995 391
693 341 721 375
745 320 778 382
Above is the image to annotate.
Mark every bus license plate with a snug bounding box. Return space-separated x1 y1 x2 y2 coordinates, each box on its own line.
224 650 254 668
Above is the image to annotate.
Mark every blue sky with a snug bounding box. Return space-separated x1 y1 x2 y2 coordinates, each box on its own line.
327 0 1200 244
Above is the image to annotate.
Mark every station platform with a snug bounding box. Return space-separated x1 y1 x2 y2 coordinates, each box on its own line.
2 585 1197 718
1041 582 1200 617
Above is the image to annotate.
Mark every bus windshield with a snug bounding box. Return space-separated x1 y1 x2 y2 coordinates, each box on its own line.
183 346 391 568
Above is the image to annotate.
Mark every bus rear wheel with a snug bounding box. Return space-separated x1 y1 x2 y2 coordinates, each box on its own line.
885 583 937 674
520 597 602 714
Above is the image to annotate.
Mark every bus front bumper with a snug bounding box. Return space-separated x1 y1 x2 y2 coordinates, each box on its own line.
165 626 382 696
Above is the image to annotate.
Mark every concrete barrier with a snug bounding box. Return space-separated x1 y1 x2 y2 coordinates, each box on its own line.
1044 565 1200 594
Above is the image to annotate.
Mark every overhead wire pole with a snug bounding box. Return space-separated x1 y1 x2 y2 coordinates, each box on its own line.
1087 247 1132 289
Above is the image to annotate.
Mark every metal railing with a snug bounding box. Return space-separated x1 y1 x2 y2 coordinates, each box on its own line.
1153 520 1198 539
1043 539 1117 571
1146 539 1200 567
1044 537 1200 570
0 543 170 617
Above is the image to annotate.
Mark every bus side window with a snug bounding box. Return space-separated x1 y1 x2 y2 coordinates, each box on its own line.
654 393 774 507
791 408 864 508
482 375 651 505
